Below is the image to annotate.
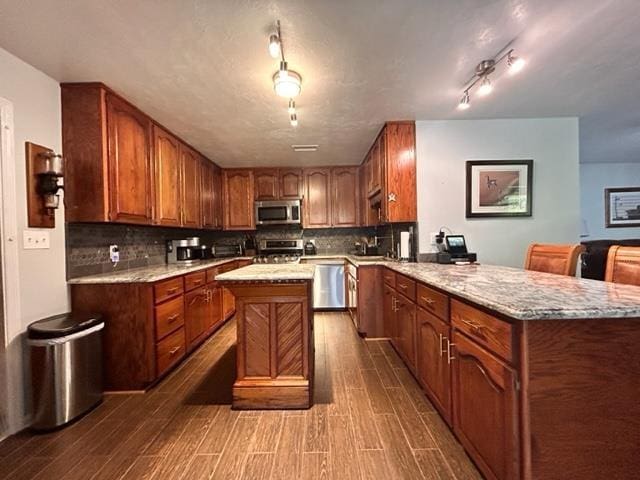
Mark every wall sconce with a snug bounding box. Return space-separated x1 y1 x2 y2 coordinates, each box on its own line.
26 142 64 228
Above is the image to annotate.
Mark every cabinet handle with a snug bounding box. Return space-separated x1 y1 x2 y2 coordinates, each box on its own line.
169 346 181 356
420 296 435 305
167 314 180 323
398 284 407 290
446 340 456 364
459 317 484 334
438 334 446 357
166 287 179 295
193 279 203 286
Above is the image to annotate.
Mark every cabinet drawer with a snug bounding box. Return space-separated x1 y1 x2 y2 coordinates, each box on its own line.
383 269 396 288
451 300 513 362
185 271 206 291
417 284 449 321
396 275 416 301
219 261 237 273
154 277 184 304
156 327 185 376
155 295 184 340
206 266 222 284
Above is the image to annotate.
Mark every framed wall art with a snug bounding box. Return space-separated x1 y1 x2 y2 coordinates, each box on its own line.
466 160 533 218
605 187 640 228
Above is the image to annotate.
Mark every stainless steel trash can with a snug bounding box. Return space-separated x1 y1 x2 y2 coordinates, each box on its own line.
28 313 104 430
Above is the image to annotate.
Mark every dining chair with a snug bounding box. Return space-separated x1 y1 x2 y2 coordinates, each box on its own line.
605 245 640 286
524 243 583 276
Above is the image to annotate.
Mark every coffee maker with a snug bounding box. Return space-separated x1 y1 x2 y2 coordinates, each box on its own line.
166 237 201 265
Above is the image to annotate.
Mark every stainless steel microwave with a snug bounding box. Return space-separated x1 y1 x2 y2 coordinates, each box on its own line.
255 200 302 226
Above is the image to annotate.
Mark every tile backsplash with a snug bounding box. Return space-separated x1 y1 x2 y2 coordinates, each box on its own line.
65 223 417 278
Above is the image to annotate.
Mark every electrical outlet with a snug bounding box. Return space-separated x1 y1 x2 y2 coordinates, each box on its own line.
23 230 50 249
430 232 439 245
109 244 120 263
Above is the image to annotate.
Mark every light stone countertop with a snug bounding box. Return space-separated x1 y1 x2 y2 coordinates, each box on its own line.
67 258 253 284
67 254 640 321
215 263 316 282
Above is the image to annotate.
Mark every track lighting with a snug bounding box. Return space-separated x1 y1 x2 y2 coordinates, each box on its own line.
458 91 470 110
507 52 525 74
288 99 296 114
290 113 298 127
477 76 493 96
269 34 281 58
457 48 524 111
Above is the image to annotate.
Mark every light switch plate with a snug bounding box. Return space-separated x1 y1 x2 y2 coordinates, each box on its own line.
23 230 50 249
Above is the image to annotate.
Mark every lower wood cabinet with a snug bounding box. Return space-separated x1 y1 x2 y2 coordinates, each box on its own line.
156 328 186 377
383 284 396 339
395 292 416 372
451 331 520 480
416 308 452 425
184 286 209 350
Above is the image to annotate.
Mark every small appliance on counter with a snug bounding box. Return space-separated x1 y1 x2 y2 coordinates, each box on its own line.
166 237 202 265
354 238 379 256
304 240 317 256
426 233 477 264
212 243 244 258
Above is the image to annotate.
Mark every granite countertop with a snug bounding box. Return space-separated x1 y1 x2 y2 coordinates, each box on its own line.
385 262 640 321
215 263 316 282
67 257 253 284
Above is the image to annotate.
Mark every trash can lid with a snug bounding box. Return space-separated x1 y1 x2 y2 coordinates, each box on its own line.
28 312 103 339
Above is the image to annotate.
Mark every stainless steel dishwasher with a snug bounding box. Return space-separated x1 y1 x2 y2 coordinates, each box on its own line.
303 259 345 309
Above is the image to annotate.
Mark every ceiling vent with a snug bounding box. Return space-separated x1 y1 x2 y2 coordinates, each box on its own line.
291 145 319 152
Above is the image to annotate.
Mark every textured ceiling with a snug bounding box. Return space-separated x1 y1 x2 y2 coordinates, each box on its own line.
0 0 638 165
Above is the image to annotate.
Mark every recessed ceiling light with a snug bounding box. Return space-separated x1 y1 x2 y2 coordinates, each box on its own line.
292 145 318 152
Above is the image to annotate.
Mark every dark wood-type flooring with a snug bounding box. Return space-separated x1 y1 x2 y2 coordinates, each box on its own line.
0 312 480 479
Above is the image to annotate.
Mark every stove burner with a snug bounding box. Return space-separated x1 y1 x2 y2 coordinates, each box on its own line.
253 254 301 264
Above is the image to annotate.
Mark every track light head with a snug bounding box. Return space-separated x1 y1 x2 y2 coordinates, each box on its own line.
507 52 525 74
288 99 296 114
269 34 281 58
458 91 470 110
477 76 493 96
290 113 298 127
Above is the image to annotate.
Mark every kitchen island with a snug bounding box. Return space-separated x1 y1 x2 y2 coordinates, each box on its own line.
216 263 316 409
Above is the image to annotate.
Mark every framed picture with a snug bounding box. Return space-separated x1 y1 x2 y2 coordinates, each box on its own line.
605 187 640 228
466 160 533 218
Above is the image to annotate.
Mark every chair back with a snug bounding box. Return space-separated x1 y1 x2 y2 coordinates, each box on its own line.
605 246 640 286
525 243 583 276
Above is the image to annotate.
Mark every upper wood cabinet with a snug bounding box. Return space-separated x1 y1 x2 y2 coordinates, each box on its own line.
201 157 220 230
223 169 255 230
180 145 201 228
303 168 332 228
153 125 181 226
62 83 221 227
367 137 383 198
279 168 303 199
331 167 359 227
212 165 223 229
254 169 279 201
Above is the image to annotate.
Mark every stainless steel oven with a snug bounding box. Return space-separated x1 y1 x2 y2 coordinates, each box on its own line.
255 200 301 226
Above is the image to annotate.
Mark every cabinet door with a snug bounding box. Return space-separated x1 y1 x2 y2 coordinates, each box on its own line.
383 284 396 339
223 170 255 230
417 308 452 424
184 287 208 350
254 169 279 200
452 332 519 480
201 158 216 229
396 295 417 372
180 145 201 228
153 126 181 226
384 122 417 222
212 165 223 229
206 285 222 332
332 167 359 227
279 168 303 199
368 138 382 197
303 168 331 228
106 93 153 224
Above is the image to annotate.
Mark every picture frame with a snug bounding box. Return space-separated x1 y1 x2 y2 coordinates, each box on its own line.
605 187 640 228
466 160 533 218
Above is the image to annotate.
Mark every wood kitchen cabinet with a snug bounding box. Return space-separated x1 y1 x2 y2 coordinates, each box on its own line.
212 164 223 229
383 283 396 339
303 168 332 228
367 136 382 198
331 167 360 227
184 286 209 351
223 169 255 230
180 145 201 228
153 125 182 226
279 168 303 199
395 291 417 372
452 331 519 480
417 308 452 424
254 169 280 200
201 157 216 229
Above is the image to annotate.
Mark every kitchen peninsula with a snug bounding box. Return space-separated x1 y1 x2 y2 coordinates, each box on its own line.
216 263 316 409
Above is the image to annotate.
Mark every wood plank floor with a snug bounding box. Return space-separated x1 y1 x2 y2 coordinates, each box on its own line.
0 312 481 480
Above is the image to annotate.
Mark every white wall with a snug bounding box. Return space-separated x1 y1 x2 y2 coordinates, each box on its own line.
580 162 640 240
416 118 580 268
0 46 68 438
